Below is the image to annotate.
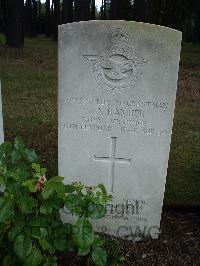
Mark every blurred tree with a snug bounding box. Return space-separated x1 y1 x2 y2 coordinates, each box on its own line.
111 0 130 20
0 0 6 33
74 0 91 21
45 0 51 37
194 0 200 43
52 0 60 41
133 0 146 21
91 0 96 20
62 0 73 24
5 0 24 48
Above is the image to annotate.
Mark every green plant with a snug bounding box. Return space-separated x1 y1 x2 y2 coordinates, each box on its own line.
64 182 112 266
0 137 112 266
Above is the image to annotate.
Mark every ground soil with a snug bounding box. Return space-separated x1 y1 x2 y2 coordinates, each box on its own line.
59 210 200 266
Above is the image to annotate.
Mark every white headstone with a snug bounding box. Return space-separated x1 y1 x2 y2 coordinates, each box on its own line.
58 21 182 240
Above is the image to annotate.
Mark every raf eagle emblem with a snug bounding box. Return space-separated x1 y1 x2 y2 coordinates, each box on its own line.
83 28 147 94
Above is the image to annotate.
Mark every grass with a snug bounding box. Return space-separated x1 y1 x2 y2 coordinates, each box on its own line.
0 36 199 207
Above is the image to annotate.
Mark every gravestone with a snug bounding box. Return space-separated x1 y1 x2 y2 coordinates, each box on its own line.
58 21 182 240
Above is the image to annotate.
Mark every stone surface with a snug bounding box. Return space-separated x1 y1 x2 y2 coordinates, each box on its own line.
58 21 182 240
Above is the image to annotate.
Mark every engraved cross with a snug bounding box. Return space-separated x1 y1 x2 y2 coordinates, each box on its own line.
94 137 131 193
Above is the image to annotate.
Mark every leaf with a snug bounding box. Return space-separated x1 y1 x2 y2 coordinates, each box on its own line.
49 196 63 209
65 184 76 193
55 223 72 237
14 137 26 151
0 142 12 158
40 202 52 215
40 167 46 175
64 194 82 214
42 182 54 200
24 247 43 266
16 196 37 214
31 163 40 173
78 247 90 256
14 233 32 259
50 176 64 182
98 184 107 195
22 179 37 193
0 176 6 187
8 225 23 242
92 235 105 248
11 150 22 163
54 239 67 251
39 239 55 254
0 197 14 222
87 202 106 219
22 148 38 163
72 218 94 249
51 182 65 197
31 227 41 239
43 257 57 266
92 247 107 266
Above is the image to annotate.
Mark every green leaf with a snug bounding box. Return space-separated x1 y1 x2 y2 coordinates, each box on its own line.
11 150 22 163
54 239 67 251
72 218 94 249
14 233 32 259
0 197 14 222
51 182 65 197
65 184 76 193
31 227 41 239
50 176 64 182
39 239 55 254
40 202 52 215
92 247 107 266
43 257 57 266
14 137 26 151
98 184 107 195
49 196 63 209
22 148 38 163
0 142 12 159
8 225 23 242
0 176 6 186
42 182 54 200
55 223 72 237
24 247 43 266
92 235 105 248
16 196 37 214
40 167 46 175
78 247 90 256
31 163 40 173
64 194 82 214
87 202 106 219
22 179 37 193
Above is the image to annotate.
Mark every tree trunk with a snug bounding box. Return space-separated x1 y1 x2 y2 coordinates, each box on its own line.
194 0 200 43
74 0 91 21
0 0 6 33
145 0 161 24
32 0 37 37
5 0 24 48
111 0 117 19
45 0 51 37
62 0 73 24
91 0 96 20
133 0 146 22
52 0 60 41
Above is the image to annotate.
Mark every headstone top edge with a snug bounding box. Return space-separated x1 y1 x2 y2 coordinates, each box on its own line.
58 20 182 36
